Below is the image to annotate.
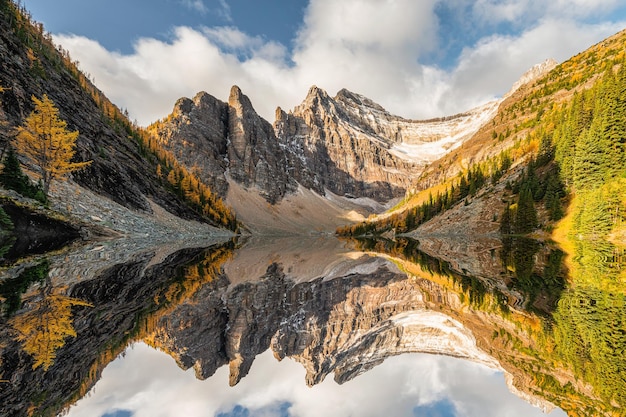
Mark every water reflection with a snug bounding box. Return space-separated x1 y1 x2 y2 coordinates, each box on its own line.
65 344 557 417
0 232 623 416
349 236 625 416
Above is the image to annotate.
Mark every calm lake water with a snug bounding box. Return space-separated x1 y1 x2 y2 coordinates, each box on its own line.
1 234 623 416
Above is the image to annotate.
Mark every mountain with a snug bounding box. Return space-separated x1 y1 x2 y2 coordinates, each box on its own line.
148 86 296 205
149 77 523 231
4 0 522 238
275 86 501 198
1 2 625 414
147 47 570 236
0 0 238 250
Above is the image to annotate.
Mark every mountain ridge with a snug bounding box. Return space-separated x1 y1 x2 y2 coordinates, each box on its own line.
149 60 553 231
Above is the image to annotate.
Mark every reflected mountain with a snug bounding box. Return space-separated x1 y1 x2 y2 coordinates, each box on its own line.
0 234 624 416
347 236 624 416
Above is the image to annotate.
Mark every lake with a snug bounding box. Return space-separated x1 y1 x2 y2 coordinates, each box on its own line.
1 233 623 416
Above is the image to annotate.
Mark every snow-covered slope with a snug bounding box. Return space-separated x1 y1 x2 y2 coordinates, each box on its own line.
387 100 501 163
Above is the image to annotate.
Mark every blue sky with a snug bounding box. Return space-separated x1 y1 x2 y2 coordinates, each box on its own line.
20 0 626 125
22 1 308 55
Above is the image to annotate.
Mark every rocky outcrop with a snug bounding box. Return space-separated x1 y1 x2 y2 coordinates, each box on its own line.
154 92 231 197
505 59 558 98
150 86 296 204
227 86 296 203
274 86 416 201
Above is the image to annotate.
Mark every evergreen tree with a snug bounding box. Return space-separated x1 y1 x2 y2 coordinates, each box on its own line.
0 146 31 194
459 175 469 199
573 117 610 191
0 146 45 202
598 70 626 178
500 203 512 235
515 184 537 234
0 206 12 231
537 133 555 166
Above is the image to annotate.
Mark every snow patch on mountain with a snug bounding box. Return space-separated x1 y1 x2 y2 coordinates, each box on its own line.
388 99 501 163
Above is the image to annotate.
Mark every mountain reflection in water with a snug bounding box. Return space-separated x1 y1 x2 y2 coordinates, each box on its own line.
0 234 623 416
65 343 558 417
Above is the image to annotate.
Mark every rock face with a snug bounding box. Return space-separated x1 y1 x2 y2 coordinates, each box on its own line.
227 87 295 203
275 87 500 200
274 86 414 201
151 87 296 204
152 85 500 205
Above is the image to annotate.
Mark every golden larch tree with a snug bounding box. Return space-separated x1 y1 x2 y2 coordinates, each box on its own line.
11 291 92 371
15 94 90 195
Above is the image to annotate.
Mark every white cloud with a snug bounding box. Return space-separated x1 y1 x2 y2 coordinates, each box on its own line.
441 18 626 112
65 343 562 417
181 0 209 14
180 0 232 21
469 0 625 25
216 0 233 22
54 0 626 126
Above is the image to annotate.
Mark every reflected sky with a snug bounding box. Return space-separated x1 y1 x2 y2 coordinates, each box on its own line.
66 342 566 417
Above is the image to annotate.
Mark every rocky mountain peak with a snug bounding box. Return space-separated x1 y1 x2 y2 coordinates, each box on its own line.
302 85 332 108
153 79 501 215
173 96 194 117
274 106 287 122
151 73 507 224
228 85 256 116
505 58 558 97
334 88 387 113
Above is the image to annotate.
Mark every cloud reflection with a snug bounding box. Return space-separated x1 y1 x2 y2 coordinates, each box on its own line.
65 343 565 417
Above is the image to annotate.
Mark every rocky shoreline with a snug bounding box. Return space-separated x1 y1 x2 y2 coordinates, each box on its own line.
0 178 233 282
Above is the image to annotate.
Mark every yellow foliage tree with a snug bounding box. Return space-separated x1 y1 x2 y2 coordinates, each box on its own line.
15 94 91 195
11 291 92 371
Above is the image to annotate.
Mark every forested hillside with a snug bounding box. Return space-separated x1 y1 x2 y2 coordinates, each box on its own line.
0 0 237 232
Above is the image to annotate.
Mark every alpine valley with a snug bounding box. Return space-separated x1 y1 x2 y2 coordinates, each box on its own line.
0 1 625 417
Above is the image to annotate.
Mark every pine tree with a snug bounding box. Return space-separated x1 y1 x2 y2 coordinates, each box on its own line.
15 95 91 196
459 175 469 199
500 203 512 235
515 184 537 234
0 205 13 231
598 69 626 178
544 170 565 221
573 117 609 191
0 146 45 202
0 146 31 194
537 133 555 166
